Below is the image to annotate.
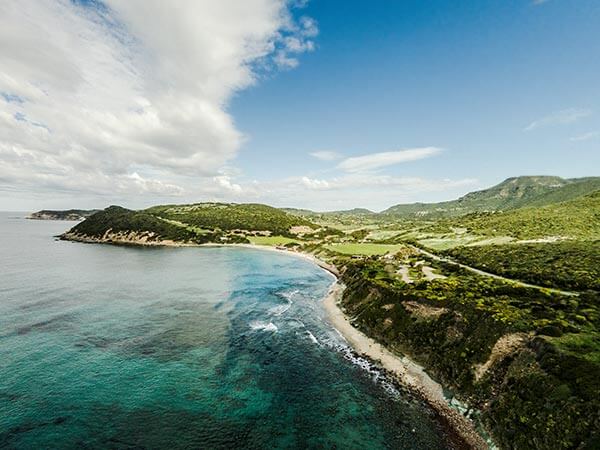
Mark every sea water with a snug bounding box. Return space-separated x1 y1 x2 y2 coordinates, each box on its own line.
0 213 454 449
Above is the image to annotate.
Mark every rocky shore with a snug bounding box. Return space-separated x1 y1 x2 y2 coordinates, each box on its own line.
322 282 492 450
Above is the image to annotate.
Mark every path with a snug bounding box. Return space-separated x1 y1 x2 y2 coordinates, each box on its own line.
408 245 579 297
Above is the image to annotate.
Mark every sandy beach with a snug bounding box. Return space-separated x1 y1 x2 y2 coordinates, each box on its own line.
322 281 491 450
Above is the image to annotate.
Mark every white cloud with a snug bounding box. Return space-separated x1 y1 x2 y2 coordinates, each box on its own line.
296 174 475 192
570 131 599 142
245 174 478 211
301 176 331 189
524 108 592 131
0 0 316 200
214 175 243 194
337 147 443 172
309 150 341 161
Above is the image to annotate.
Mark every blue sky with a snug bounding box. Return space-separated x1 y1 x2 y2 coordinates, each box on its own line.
232 0 600 204
0 0 599 211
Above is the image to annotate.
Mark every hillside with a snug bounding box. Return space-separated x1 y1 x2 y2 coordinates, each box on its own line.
457 189 600 240
382 176 600 218
28 209 100 221
145 203 317 235
63 203 320 245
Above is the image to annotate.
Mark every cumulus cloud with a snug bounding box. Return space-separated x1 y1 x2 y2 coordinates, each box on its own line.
214 175 243 195
0 0 316 200
309 150 341 161
524 108 592 131
337 147 443 172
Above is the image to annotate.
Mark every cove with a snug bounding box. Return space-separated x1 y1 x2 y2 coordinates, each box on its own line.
0 215 454 449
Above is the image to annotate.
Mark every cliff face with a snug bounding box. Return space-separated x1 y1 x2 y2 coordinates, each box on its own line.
338 262 600 450
61 230 195 247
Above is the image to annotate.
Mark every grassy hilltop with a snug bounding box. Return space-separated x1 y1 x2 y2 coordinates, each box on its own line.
66 202 321 245
62 175 600 449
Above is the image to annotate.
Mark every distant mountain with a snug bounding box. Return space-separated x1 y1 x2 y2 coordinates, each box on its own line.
382 176 600 218
28 209 100 221
283 207 376 218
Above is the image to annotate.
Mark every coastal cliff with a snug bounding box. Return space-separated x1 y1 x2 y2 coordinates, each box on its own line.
336 260 600 449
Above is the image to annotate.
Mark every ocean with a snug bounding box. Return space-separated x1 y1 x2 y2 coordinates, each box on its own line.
0 213 454 449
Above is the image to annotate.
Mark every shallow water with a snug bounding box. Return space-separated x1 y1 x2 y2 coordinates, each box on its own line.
0 213 454 449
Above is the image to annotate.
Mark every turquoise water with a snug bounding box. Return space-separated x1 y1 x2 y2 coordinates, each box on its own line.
0 213 454 449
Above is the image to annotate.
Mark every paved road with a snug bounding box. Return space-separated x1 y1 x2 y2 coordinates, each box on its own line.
408 245 580 297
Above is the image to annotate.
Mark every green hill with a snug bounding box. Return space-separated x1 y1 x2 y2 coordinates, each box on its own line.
65 203 319 245
382 176 600 218
458 189 600 240
145 202 316 235
67 206 198 242
519 177 600 208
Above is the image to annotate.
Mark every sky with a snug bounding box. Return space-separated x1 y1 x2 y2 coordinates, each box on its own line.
1 0 599 212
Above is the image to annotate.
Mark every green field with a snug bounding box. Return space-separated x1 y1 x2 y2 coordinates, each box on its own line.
247 236 300 246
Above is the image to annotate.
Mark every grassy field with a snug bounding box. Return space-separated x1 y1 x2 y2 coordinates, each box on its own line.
325 243 405 255
247 236 300 246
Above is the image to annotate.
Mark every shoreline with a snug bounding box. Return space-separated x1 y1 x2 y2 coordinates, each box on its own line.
322 282 491 450
60 232 340 277
62 233 489 448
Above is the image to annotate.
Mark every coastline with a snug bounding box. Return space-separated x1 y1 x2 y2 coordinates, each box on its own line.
60 232 340 277
62 233 488 448
322 282 491 450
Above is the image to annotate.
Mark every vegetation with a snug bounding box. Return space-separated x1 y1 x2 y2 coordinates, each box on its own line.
445 241 600 291
66 203 324 244
324 243 405 256
338 257 600 449
145 202 316 236
453 190 600 241
381 176 600 219
69 206 200 242
247 235 300 246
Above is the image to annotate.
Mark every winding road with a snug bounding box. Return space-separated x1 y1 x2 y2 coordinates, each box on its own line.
408 244 580 297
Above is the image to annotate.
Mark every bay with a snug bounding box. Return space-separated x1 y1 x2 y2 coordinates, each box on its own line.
0 213 453 449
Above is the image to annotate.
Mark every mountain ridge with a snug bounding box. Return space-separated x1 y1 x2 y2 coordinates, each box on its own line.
381 175 600 218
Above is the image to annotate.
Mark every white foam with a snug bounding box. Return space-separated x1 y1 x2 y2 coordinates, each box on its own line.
279 289 299 301
269 289 298 316
269 300 292 316
306 330 319 345
249 321 278 332
329 341 401 397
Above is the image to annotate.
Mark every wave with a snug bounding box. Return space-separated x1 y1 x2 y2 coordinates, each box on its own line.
306 330 319 345
249 321 278 333
269 289 299 316
327 341 401 398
